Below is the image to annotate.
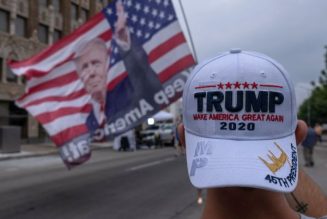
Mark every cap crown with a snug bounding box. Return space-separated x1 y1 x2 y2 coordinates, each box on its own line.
183 50 297 140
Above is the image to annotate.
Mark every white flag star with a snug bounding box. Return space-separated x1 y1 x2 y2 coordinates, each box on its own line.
136 30 142 37
148 21 154 29
155 23 161 29
126 0 132 7
131 14 138 22
135 3 141 11
106 8 112 15
140 18 146 26
152 9 158 16
143 5 150 14
159 11 165 19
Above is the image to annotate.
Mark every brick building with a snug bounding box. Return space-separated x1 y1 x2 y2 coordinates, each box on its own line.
0 0 108 142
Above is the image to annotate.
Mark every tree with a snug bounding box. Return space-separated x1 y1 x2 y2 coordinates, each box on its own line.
298 46 327 126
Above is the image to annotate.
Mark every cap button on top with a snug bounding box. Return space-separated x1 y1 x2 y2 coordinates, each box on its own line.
230 48 242 54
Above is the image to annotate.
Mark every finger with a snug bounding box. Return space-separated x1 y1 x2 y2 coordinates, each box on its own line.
295 120 308 145
177 123 185 148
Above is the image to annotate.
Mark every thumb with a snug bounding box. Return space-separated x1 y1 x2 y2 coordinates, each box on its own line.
295 120 308 145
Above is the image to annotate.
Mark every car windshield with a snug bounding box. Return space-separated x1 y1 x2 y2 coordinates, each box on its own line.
162 124 173 130
146 125 159 130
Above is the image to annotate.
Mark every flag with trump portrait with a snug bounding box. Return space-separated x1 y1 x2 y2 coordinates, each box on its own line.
9 0 195 168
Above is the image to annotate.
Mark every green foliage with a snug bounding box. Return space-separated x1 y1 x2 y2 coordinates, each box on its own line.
298 47 327 126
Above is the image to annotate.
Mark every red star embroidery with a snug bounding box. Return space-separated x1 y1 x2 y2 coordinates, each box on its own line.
242 82 250 89
251 82 258 89
225 82 232 89
217 82 224 89
233 81 241 89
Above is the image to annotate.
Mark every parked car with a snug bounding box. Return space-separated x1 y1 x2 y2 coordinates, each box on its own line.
140 123 175 147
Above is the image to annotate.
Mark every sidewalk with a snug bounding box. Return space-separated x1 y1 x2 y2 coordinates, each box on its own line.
0 141 113 161
1 140 326 162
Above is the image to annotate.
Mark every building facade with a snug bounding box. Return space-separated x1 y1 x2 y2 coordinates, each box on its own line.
0 0 108 142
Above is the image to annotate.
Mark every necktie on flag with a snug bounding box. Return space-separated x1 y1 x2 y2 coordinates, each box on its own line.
8 0 195 168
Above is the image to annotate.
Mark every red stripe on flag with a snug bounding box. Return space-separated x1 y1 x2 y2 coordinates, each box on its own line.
21 89 87 108
148 32 186 63
27 71 79 94
99 29 112 42
51 124 89 146
107 71 128 91
25 54 75 80
9 12 105 69
36 104 92 124
158 54 195 83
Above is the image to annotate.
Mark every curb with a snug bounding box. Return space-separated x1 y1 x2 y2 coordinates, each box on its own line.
0 143 113 162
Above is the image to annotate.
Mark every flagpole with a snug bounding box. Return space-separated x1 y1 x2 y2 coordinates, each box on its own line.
178 0 198 63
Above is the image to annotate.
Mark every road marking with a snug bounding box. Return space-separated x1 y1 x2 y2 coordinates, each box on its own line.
126 157 175 171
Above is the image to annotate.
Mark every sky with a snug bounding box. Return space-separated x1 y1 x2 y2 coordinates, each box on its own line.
172 0 327 107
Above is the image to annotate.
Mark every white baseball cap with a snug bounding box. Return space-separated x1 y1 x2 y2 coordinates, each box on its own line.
182 49 298 192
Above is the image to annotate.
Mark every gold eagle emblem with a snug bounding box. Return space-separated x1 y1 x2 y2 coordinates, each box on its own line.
259 142 291 174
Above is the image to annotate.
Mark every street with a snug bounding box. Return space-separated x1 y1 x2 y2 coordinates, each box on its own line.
0 145 326 219
0 148 202 219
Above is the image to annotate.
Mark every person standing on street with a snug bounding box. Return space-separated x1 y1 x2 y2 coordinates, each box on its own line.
302 126 318 167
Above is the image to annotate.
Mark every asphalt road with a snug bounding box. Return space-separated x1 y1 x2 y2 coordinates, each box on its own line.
0 144 326 219
0 148 203 219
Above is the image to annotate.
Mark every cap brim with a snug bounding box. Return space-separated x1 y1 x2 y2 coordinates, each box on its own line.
185 131 298 192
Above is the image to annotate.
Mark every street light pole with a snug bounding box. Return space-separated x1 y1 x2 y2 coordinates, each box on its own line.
178 0 198 63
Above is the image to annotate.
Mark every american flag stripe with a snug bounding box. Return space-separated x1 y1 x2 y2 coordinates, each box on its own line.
36 105 92 124
22 89 87 108
27 62 76 89
148 32 186 63
27 71 79 95
143 21 181 53
25 54 75 80
51 124 88 146
17 81 84 107
158 54 194 82
43 113 89 136
151 43 192 75
27 95 90 117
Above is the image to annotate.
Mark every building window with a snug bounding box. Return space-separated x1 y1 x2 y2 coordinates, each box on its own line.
38 24 49 44
81 8 89 22
6 66 17 83
15 16 27 37
52 0 61 12
99 0 109 6
53 29 62 42
0 9 9 33
71 3 78 20
39 0 48 8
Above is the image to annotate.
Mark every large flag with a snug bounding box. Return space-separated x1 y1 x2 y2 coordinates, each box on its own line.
9 0 195 168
